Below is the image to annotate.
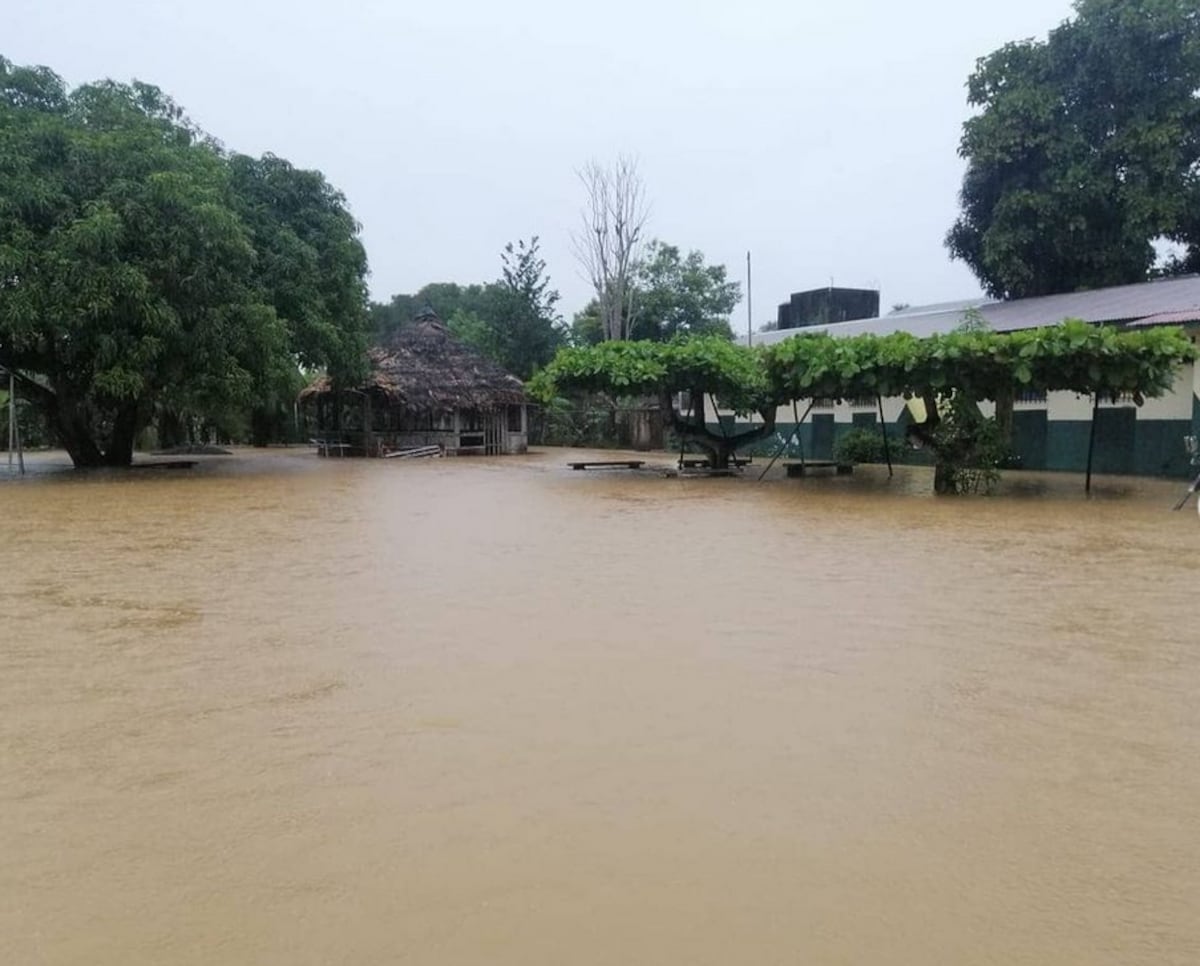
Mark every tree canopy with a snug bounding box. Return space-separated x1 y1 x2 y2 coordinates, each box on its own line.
530 336 777 468
946 0 1200 298
370 282 496 343
370 237 566 380
570 240 740 346
763 321 1194 404
0 55 369 466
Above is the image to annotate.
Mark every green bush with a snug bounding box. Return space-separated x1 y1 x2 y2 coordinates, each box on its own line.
833 427 891 465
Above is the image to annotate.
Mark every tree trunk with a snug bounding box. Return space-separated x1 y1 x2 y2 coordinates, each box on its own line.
660 389 776 469
3 367 147 468
250 406 273 447
993 387 1014 447
55 408 105 467
933 461 957 494
905 390 958 493
158 409 188 449
44 388 105 468
101 401 143 466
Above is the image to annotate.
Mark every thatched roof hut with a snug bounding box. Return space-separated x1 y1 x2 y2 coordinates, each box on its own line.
301 308 528 456
301 308 525 412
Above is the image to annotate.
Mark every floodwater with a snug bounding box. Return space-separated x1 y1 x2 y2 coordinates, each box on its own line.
2 448 1197 965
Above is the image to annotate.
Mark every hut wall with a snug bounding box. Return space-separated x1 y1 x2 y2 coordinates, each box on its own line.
504 404 529 454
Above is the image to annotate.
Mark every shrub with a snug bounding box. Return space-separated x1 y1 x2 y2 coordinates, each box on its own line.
833 427 891 465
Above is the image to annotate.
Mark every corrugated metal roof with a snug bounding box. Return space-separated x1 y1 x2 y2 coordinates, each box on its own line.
748 275 1200 346
887 298 988 318
1125 309 1200 327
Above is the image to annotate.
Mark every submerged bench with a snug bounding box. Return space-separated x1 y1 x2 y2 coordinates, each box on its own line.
568 460 646 471
784 460 853 478
679 456 753 468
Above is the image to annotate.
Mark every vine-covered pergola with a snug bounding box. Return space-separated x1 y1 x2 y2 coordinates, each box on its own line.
533 322 1196 492
529 337 780 470
764 321 1197 491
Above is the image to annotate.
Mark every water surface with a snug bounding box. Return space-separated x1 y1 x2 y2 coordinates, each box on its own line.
2 449 1197 964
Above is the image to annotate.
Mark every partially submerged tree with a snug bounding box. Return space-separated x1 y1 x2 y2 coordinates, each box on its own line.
0 56 369 466
530 337 778 468
946 0 1200 298
572 157 649 341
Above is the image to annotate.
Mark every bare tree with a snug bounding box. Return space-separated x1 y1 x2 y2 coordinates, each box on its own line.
572 156 649 341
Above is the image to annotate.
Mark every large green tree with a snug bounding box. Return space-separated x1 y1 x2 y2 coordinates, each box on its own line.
631 241 739 341
570 241 740 346
946 0 1200 299
0 56 369 466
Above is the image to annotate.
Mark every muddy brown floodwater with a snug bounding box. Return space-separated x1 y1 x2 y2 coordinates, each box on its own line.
1 447 1198 965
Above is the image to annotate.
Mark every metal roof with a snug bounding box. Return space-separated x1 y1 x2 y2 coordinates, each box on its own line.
748 275 1200 346
1124 309 1200 327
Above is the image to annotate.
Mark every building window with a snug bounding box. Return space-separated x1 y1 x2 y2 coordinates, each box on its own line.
507 405 523 433
1015 389 1047 404
849 396 875 409
811 397 836 410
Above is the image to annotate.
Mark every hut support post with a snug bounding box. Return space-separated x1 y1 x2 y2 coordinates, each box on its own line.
7 370 23 476
363 393 373 457
1085 393 1099 493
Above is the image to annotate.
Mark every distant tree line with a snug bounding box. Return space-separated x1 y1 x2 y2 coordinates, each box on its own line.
371 236 741 380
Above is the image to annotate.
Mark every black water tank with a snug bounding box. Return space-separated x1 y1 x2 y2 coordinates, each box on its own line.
778 287 880 329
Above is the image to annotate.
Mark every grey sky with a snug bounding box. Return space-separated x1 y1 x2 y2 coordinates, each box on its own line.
10 0 1076 325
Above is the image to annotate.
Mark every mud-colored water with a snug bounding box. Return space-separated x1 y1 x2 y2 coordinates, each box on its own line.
2 448 1197 965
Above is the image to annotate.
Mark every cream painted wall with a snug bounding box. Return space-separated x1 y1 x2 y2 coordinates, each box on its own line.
720 357 1198 427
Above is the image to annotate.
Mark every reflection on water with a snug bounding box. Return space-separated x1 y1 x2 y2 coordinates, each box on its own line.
2 448 1198 965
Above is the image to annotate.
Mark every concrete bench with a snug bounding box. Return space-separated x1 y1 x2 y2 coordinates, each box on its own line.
568 460 646 471
784 460 853 478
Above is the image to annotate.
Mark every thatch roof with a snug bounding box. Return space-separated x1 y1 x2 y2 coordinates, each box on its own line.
300 310 525 411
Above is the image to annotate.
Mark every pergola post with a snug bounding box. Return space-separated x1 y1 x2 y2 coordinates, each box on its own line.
1085 393 1099 493
877 394 893 477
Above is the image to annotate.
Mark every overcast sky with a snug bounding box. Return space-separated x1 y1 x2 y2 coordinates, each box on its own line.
10 0 1076 325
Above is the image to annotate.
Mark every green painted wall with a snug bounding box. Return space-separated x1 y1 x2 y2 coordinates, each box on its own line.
1134 418 1194 477
1011 411 1048 470
729 413 1195 478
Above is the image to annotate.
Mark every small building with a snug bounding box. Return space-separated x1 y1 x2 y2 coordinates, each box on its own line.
300 308 528 456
